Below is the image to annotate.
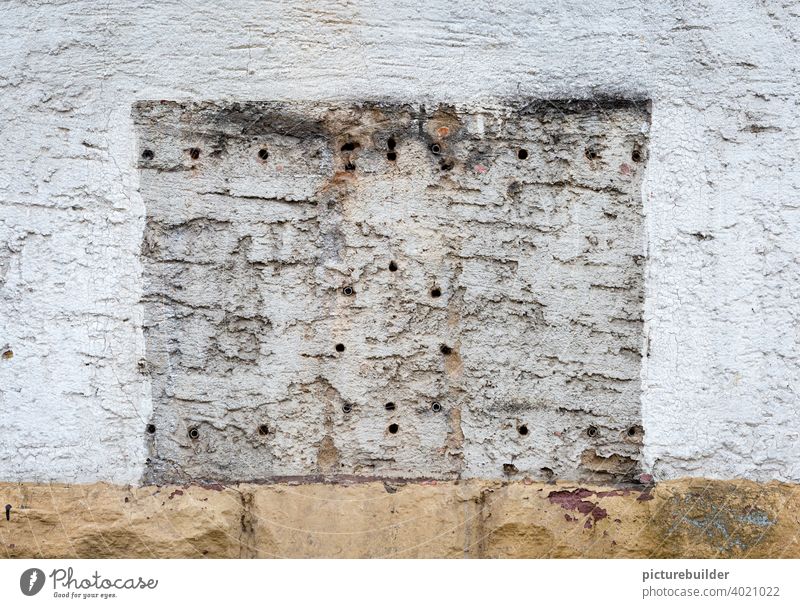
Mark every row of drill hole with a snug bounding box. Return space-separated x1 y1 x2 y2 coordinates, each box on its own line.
146 420 638 440
140 144 643 164
148 422 404 439
516 424 640 438
335 342 451 355
140 147 267 161
340 401 442 414
372 142 645 165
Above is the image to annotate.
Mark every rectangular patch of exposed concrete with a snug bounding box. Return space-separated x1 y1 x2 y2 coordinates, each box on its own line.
135 100 649 484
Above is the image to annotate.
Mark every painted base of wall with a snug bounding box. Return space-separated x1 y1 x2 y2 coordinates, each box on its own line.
1 479 797 558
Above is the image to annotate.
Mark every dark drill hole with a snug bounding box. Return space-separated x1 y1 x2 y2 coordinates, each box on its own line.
387 151 397 161
340 141 360 151
342 403 353 414
335 343 346 353
584 148 599 161
384 402 396 411
518 424 529 436
258 424 269 436
258 148 269 160
188 427 199 440
342 286 354 296
627 426 638 437
431 402 442 413
387 137 396 150
388 423 399 434
4 504 10 521
146 424 156 434
388 261 398 272
631 147 642 163
517 148 528 160
429 143 441 155
141 149 154 160
430 287 442 298
587 425 598 438
344 161 356 171
189 148 201 160
439 344 452 355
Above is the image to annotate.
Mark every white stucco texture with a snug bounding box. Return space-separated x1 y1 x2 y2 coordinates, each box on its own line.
0 0 798 483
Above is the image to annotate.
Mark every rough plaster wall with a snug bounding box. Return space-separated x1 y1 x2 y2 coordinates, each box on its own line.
0 1 798 484
135 100 647 483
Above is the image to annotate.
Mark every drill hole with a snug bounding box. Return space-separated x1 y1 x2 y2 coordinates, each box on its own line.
258 424 269 436
342 403 353 414
631 147 642 163
388 261 398 272
518 424 529 436
386 151 397 161
388 423 399 434
188 427 199 440
429 143 441 155
344 161 356 171
146 424 156 434
587 426 598 438
439 344 452 355
503 463 518 475
430 287 441 298
342 286 354 296
335 343 346 353
141 149 154 160
387 137 396 150
627 425 640 437
517 148 528 160
258 148 269 160
340 141 360 152
431 402 442 413
384 402 396 411
189 148 201 160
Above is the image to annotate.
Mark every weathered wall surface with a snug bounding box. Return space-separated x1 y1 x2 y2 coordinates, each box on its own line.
3 479 800 558
0 1 798 484
136 100 647 483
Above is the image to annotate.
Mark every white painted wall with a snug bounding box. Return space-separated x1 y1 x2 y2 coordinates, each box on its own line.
0 0 797 484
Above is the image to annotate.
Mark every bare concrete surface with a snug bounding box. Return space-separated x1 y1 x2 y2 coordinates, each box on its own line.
136 100 648 483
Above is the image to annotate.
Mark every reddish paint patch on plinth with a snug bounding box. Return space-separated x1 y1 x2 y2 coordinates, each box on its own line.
548 488 609 528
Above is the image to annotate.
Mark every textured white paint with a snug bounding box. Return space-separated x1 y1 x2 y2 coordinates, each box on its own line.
0 0 798 484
